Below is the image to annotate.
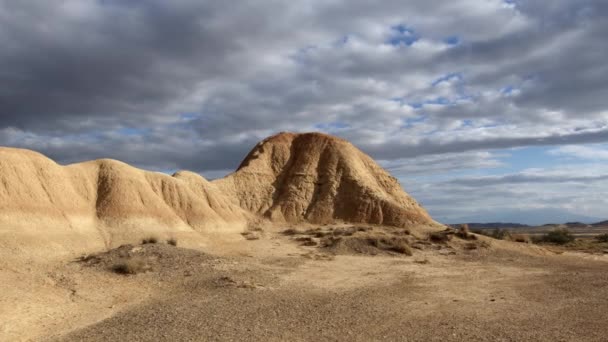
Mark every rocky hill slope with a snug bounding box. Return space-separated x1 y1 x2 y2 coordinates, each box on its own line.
214 132 435 227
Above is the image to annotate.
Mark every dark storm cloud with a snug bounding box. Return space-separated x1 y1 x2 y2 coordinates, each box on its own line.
0 1 242 131
1 0 608 174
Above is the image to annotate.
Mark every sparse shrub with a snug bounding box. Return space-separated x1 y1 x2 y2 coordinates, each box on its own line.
510 234 530 243
455 225 477 240
320 233 413 256
429 231 451 243
388 240 413 256
366 236 413 255
282 228 301 235
332 228 346 236
313 230 330 238
595 233 608 243
241 231 260 240
320 235 342 248
490 229 510 240
472 229 510 240
464 242 479 250
538 229 575 245
112 257 150 275
167 238 178 246
247 223 264 232
332 227 357 237
464 241 491 250
142 237 158 244
295 236 318 246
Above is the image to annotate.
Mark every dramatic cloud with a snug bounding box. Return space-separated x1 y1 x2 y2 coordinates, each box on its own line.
1 0 607 223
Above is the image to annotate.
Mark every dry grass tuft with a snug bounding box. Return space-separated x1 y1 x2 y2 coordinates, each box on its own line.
429 231 452 243
241 231 261 240
595 233 608 243
295 236 318 246
455 224 478 240
282 228 302 236
464 240 491 250
510 234 530 243
536 229 575 245
321 234 413 256
142 237 158 244
111 257 150 275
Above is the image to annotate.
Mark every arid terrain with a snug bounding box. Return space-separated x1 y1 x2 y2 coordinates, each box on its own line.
3 224 608 342
1 133 608 341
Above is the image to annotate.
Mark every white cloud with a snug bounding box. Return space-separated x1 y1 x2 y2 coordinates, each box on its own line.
549 145 608 160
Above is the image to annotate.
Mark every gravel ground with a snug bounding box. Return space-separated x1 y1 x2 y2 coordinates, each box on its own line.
50 241 608 342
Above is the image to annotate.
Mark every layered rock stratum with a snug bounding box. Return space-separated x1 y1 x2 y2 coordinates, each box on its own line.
215 132 434 227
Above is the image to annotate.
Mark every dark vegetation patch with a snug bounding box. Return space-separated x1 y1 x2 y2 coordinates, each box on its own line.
595 233 608 243
463 241 491 250
112 257 150 275
454 224 478 240
77 243 214 277
429 231 452 243
283 225 413 256
534 229 575 245
142 237 158 244
320 234 413 256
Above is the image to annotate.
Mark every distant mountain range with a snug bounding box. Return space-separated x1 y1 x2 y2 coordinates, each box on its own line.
444 207 604 226
456 222 530 229
453 220 608 229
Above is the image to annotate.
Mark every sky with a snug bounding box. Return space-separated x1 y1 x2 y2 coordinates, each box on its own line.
1 0 608 225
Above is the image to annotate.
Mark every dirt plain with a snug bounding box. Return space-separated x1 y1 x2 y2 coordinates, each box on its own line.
2 224 607 342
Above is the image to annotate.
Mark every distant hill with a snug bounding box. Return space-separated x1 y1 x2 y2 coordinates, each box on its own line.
445 208 603 226
452 222 530 229
451 221 608 229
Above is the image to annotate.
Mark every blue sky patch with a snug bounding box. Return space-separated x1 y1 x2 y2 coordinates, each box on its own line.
386 24 419 46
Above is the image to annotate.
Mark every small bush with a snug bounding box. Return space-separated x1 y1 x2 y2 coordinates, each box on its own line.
464 241 491 250
472 229 510 240
491 229 511 240
112 257 150 275
295 236 318 246
389 241 413 256
282 228 301 235
429 231 451 243
455 225 478 240
538 229 575 245
167 238 178 246
595 233 608 243
510 234 530 243
142 237 158 244
241 231 260 240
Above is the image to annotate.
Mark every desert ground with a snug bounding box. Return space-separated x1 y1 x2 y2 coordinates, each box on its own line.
2 223 608 342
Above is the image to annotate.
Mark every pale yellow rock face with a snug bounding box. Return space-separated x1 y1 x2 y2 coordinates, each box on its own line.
0 147 248 261
0 132 436 260
213 132 436 227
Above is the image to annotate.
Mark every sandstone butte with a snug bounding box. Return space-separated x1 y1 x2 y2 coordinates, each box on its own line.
0 132 438 261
